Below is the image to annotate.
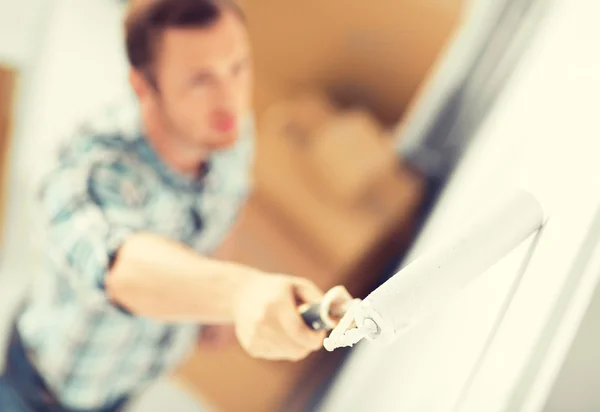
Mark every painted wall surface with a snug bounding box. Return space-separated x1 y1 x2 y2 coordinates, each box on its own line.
0 0 49 68
5 0 131 268
318 1 600 411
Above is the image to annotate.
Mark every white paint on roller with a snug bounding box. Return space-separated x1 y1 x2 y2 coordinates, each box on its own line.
324 300 377 351
325 189 544 351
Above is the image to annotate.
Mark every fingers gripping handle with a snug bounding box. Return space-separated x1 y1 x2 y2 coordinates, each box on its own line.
298 286 353 331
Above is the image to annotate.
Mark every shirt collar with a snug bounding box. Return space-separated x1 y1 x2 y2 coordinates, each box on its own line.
134 134 210 193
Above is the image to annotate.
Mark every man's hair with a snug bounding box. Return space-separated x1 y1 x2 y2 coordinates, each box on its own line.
125 0 244 86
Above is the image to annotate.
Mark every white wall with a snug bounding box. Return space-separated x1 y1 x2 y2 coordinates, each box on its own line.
2 0 131 272
319 0 600 411
0 0 49 68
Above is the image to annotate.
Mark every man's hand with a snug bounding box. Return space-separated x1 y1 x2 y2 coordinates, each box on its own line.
233 274 327 361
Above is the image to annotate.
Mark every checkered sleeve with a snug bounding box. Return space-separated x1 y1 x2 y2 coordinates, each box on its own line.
39 152 151 310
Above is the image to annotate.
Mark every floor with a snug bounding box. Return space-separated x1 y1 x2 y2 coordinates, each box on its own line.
0 0 207 410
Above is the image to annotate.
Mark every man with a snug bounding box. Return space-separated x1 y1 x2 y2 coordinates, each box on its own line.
0 0 339 410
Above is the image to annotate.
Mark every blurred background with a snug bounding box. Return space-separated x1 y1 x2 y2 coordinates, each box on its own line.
0 2 461 409
1 0 598 411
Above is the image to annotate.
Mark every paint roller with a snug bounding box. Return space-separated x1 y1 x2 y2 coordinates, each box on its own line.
299 189 546 350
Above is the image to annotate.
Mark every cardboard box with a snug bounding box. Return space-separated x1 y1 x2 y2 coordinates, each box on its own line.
307 109 397 204
254 92 423 269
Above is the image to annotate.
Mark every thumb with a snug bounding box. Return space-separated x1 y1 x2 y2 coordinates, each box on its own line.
292 278 325 305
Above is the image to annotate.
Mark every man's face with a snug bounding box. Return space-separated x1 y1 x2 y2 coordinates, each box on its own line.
144 10 252 151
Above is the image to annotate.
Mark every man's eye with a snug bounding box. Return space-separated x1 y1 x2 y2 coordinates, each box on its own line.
191 74 212 86
232 59 249 76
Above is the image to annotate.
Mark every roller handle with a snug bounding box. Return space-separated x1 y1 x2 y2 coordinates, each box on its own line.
299 302 331 331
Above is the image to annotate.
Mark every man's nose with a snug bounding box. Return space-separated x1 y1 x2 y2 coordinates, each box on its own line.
213 80 237 111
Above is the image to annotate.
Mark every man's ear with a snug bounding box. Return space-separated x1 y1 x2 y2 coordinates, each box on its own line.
129 68 150 99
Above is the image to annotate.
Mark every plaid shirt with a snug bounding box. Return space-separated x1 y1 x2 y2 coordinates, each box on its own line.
16 92 254 410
